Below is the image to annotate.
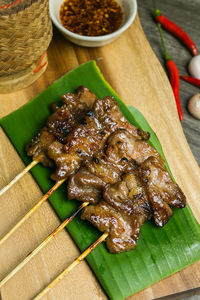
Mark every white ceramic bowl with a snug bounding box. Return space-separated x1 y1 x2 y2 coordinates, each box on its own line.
49 0 137 47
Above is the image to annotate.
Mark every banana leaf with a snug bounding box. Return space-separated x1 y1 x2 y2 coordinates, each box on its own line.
1 61 200 300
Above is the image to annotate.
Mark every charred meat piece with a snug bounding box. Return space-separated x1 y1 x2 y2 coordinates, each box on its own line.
138 156 186 227
26 128 56 167
93 97 150 140
47 140 82 181
51 114 108 180
26 86 97 166
53 98 149 180
82 202 142 253
47 86 97 143
106 129 186 226
62 86 97 109
68 168 106 204
81 170 151 253
67 128 159 205
67 137 138 204
85 154 126 184
67 153 135 204
67 155 121 203
67 156 137 204
69 127 186 252
103 172 151 219
106 129 162 165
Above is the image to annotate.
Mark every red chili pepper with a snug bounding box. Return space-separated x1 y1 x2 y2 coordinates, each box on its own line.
155 9 198 56
167 60 183 121
158 23 183 122
181 75 200 88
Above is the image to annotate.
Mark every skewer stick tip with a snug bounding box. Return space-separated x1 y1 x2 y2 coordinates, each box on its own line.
0 160 38 197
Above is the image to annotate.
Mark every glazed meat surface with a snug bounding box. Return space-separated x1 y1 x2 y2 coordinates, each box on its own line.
82 201 142 253
26 88 186 253
68 168 106 204
68 128 159 205
47 86 97 143
26 128 56 168
103 172 151 218
106 129 162 165
138 156 186 226
26 86 97 166
51 96 149 180
68 152 136 203
68 128 186 253
81 165 152 253
93 97 150 140
67 130 141 204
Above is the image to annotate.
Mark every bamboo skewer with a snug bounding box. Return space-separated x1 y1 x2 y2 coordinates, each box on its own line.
0 179 66 246
33 232 108 300
0 201 89 288
0 160 38 197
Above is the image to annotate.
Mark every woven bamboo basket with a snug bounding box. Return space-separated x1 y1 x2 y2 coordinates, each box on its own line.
0 0 53 93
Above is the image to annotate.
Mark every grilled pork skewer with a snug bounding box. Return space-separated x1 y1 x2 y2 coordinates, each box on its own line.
69 129 186 253
0 126 146 284
0 127 135 282
33 232 108 300
0 86 97 197
0 87 97 245
4 134 186 294
0 88 149 247
0 90 186 297
47 96 149 181
0 92 150 246
0 126 141 283
31 129 186 298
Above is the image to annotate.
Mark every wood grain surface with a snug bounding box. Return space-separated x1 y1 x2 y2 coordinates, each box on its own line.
0 10 200 300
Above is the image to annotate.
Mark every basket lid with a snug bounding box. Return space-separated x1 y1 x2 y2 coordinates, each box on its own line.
0 0 37 15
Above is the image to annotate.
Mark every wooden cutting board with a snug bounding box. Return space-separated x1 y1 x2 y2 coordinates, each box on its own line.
0 14 200 300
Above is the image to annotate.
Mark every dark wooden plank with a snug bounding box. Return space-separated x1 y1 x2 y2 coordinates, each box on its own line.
138 0 200 166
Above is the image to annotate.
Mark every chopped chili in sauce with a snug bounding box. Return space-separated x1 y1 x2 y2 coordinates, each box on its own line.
60 0 123 36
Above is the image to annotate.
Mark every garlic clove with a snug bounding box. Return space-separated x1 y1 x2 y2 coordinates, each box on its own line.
188 55 200 79
187 93 200 120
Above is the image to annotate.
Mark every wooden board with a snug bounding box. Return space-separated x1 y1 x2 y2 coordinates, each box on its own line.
0 14 200 300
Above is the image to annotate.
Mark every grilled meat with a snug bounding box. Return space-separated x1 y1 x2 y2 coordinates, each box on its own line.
26 128 56 168
103 172 151 218
105 129 186 226
68 168 106 204
26 86 97 166
47 86 97 144
69 128 186 252
81 163 152 253
49 114 108 180
82 201 142 253
93 97 150 140
68 152 136 203
106 129 162 165
67 128 158 205
138 156 186 226
50 97 149 181
26 87 186 253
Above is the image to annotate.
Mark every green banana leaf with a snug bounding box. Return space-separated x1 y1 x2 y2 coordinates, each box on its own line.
1 61 200 300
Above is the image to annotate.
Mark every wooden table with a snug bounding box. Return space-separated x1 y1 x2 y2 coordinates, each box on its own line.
138 0 200 166
0 2 200 300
